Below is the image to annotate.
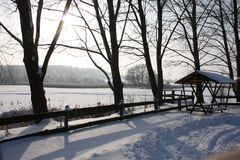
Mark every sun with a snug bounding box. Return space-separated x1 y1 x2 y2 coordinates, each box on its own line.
62 14 73 26
61 14 75 40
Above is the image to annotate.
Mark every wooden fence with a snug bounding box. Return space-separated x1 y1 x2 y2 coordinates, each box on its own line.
0 91 194 143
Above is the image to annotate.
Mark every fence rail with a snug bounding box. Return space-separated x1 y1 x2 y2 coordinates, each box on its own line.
2 89 239 143
0 91 195 143
0 96 193 127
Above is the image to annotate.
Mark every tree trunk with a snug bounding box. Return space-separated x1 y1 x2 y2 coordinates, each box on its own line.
157 63 164 100
111 64 124 105
192 0 204 103
233 0 240 102
218 0 234 80
145 54 158 98
156 0 164 100
138 0 158 98
17 0 48 113
28 75 48 113
108 0 124 105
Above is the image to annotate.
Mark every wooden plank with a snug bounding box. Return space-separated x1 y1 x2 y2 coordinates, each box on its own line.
124 101 154 108
217 102 240 106
0 97 193 127
67 105 119 119
0 111 65 126
0 104 186 144
215 96 237 99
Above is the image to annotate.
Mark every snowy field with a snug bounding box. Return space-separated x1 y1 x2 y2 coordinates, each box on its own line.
1 107 240 160
1 85 233 114
0 85 153 114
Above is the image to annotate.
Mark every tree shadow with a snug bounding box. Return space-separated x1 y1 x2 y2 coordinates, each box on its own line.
32 115 165 160
122 112 240 160
1 112 181 160
0 118 58 160
1 111 240 160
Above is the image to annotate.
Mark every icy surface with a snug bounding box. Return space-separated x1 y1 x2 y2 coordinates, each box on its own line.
0 85 153 113
1 108 240 160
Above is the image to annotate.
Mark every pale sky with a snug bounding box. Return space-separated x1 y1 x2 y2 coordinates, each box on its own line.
0 0 190 81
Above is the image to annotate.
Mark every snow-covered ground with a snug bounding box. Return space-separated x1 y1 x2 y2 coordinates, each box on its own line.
1 107 240 160
0 85 153 113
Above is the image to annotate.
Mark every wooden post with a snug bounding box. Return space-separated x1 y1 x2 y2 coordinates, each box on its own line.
182 84 187 106
172 90 175 104
191 91 194 104
64 105 70 129
154 98 158 112
177 99 181 111
225 84 231 109
120 100 124 120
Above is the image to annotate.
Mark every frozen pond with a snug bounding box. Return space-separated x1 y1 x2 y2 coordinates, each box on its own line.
0 85 153 113
0 85 236 114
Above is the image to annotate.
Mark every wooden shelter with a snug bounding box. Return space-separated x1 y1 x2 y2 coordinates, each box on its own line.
175 70 237 114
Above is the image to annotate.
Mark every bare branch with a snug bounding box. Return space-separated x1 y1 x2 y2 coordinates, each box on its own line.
73 0 109 61
34 0 43 54
42 0 72 78
92 0 112 60
118 0 131 47
0 21 23 47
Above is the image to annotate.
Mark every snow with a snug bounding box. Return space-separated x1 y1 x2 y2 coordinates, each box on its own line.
176 70 236 84
0 85 153 113
1 107 240 160
196 70 236 84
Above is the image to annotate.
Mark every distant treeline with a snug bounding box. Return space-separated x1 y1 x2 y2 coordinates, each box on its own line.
0 65 108 87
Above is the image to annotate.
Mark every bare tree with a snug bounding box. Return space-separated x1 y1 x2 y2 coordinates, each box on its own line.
125 64 149 87
232 0 240 101
0 0 72 114
206 0 236 79
128 0 158 99
127 0 188 101
208 0 240 101
156 0 190 99
156 0 167 100
169 0 216 102
67 0 131 105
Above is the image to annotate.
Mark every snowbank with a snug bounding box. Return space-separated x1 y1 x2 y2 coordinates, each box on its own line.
1 108 240 160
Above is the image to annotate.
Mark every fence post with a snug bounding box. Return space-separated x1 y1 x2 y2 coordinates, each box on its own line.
119 100 124 120
191 91 194 104
64 105 70 129
172 90 175 103
154 98 158 112
177 99 181 111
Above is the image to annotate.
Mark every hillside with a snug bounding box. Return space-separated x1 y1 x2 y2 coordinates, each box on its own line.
0 65 107 87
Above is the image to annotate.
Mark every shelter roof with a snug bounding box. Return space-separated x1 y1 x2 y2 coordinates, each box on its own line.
175 70 236 84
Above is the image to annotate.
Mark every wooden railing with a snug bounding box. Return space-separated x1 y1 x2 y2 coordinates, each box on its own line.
0 97 193 126
0 92 194 143
163 89 194 99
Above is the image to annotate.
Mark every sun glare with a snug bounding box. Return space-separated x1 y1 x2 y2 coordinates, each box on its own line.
62 14 73 26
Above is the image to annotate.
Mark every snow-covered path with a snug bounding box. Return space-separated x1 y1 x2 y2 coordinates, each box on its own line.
1 108 240 160
123 111 240 160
